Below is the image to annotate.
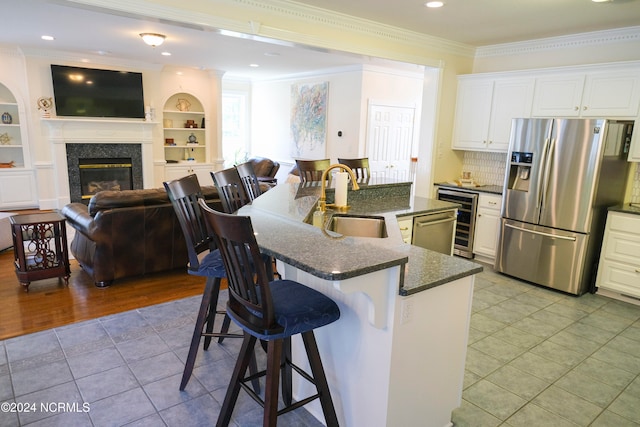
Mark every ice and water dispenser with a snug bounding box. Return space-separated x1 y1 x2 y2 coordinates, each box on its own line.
507 151 533 192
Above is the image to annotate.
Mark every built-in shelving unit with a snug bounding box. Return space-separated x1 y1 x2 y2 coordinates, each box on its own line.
0 84 24 168
0 82 37 209
162 93 212 183
163 93 206 164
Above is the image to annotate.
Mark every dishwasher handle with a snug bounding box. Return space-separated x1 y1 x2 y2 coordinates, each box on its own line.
414 216 456 228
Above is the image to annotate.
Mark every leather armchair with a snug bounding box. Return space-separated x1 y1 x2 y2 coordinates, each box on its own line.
248 157 280 184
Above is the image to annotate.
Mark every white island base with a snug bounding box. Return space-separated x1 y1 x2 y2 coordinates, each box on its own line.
279 262 474 427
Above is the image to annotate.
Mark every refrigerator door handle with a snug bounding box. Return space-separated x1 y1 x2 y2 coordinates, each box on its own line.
504 223 576 241
540 137 556 212
536 137 551 208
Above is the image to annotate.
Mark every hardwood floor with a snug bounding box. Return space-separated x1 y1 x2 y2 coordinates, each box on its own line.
0 247 207 340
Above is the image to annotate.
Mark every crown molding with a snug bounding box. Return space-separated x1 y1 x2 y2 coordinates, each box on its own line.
19 47 164 71
476 26 640 58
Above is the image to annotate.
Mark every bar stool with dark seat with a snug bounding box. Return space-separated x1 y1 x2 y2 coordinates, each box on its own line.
337 157 370 181
295 159 331 183
198 200 340 427
235 161 262 201
164 174 256 391
211 167 252 213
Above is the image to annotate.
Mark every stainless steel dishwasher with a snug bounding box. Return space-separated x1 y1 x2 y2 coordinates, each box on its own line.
411 210 457 255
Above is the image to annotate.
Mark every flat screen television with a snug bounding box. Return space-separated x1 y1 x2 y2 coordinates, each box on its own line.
51 65 145 119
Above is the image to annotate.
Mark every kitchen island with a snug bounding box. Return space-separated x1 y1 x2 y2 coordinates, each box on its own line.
238 181 482 427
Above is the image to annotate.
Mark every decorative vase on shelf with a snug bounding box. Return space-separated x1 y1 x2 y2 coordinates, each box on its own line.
1 112 12 124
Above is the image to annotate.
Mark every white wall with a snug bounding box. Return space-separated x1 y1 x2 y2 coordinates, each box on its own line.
250 67 363 168
250 65 426 178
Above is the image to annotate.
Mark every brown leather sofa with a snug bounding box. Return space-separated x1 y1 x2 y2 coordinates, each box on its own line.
61 187 221 287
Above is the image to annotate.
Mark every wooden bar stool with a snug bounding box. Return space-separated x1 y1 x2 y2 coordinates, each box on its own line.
337 157 370 181
199 200 340 427
236 161 263 201
295 159 330 183
164 174 258 391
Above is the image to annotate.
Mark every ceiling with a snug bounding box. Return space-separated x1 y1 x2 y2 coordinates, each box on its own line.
2 0 639 79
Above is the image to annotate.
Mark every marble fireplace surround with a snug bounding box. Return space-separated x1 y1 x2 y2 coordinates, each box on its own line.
44 118 154 208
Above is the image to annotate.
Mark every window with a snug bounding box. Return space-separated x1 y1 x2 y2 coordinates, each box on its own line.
222 91 249 167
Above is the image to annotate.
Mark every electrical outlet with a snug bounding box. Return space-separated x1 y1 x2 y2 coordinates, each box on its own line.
401 299 413 324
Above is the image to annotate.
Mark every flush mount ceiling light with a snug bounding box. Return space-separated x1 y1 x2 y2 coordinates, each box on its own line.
139 33 166 47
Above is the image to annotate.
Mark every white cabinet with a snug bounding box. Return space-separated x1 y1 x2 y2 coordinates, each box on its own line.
452 77 533 152
397 217 413 244
596 211 640 299
165 163 214 186
628 112 640 162
472 193 502 261
532 70 640 118
0 170 37 209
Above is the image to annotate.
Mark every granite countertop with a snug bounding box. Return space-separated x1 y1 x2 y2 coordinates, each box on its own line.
435 182 503 195
608 203 640 216
241 182 482 296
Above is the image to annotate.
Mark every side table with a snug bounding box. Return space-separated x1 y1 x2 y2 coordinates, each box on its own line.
10 212 71 292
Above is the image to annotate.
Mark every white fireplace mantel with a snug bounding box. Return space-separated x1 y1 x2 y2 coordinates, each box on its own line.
43 118 157 208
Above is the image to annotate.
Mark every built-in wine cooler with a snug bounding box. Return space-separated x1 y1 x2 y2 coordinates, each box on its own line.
436 188 478 258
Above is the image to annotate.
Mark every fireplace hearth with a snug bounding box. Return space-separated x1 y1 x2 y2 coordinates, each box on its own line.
66 144 143 203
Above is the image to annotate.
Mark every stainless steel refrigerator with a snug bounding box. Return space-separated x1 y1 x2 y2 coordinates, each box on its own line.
495 118 633 295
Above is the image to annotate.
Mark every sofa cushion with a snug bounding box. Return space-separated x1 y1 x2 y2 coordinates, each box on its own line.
88 186 219 216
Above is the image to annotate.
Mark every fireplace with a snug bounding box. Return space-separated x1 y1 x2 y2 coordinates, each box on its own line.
79 158 133 200
66 144 143 203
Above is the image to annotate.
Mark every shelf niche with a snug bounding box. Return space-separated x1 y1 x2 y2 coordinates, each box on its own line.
162 93 206 164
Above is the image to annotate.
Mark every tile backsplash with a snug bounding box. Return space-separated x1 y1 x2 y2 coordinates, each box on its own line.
461 151 508 187
631 163 640 204
462 152 640 204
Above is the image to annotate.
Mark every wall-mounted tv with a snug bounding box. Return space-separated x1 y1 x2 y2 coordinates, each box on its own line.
51 65 145 119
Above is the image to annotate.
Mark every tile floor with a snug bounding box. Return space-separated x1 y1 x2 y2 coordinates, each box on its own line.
1 266 639 426
453 266 640 427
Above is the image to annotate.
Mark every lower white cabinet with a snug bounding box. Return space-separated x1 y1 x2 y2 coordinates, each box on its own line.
473 193 502 261
596 211 640 298
397 217 413 244
165 163 214 186
0 170 37 209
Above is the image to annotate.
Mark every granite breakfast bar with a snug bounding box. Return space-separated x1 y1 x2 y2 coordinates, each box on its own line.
237 181 482 427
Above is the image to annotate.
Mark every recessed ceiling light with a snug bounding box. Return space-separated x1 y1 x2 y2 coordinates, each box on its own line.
592 0 612 2
264 52 280 57
249 64 259 68
425 1 444 8
161 51 171 56
41 35 54 41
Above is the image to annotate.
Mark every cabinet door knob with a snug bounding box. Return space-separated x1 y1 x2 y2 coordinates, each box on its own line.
574 106 579 111
583 106 588 111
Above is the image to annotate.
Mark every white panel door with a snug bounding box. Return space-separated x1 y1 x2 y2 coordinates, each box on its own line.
367 105 414 181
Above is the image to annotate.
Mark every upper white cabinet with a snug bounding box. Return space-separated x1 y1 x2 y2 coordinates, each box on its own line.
452 76 534 152
532 69 640 118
